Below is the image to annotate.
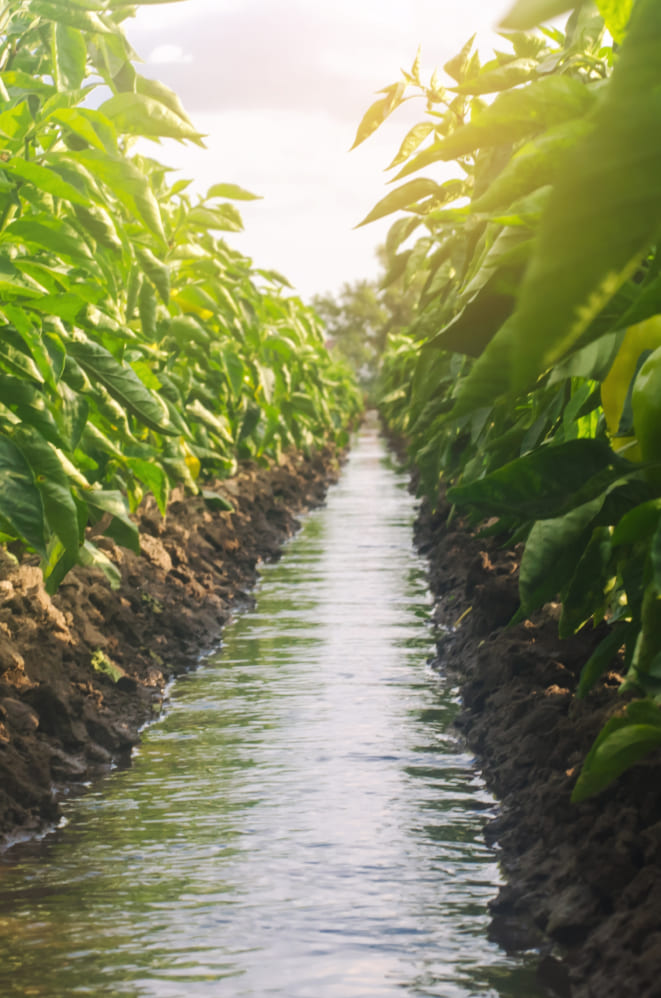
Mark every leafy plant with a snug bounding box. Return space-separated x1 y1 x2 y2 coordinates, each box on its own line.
360 0 661 798
0 0 362 591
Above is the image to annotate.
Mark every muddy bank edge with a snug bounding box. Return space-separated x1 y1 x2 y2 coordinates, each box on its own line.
415 493 661 998
0 445 344 849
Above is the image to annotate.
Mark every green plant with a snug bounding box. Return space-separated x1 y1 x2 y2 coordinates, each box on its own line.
358 0 661 799
0 0 362 592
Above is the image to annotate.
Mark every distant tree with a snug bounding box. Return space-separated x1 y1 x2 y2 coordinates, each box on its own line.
312 280 387 395
313 243 425 398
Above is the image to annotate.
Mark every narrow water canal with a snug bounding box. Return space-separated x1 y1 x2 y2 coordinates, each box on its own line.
0 423 541 997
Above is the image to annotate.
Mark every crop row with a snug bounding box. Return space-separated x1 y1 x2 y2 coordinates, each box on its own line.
365 0 661 798
0 0 362 592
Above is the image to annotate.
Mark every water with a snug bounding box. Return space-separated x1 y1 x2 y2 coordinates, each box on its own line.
0 423 541 997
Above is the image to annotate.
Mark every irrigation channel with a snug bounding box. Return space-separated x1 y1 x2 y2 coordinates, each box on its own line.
0 421 541 998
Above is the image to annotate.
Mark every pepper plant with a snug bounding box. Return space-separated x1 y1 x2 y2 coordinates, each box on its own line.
0 0 361 592
359 0 661 798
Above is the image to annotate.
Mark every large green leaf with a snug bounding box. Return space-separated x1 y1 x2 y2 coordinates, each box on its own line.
53 22 87 91
67 335 175 435
572 700 661 802
3 157 90 206
100 92 206 146
13 427 80 554
0 433 47 554
447 439 627 521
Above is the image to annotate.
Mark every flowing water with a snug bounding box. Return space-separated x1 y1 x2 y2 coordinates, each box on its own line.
0 423 541 997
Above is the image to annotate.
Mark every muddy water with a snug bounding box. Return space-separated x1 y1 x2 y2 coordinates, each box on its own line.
0 424 541 997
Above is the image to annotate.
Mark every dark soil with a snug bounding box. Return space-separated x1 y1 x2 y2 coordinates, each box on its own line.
415 494 661 998
0 446 343 849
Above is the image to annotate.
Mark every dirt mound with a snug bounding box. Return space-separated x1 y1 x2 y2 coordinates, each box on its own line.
0 447 342 848
416 496 661 998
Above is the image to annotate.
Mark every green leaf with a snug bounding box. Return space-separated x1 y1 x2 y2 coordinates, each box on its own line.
67 336 175 435
100 92 206 146
456 57 538 96
520 496 605 616
13 427 80 554
0 433 47 555
559 526 613 637
3 157 89 206
79 539 121 589
356 178 450 228
612 499 661 547
444 34 477 84
59 149 165 242
572 700 661 802
447 439 627 521
53 23 87 90
126 457 169 516
577 623 633 698
138 278 157 338
46 107 115 152
3 218 95 264
499 0 574 30
206 182 262 201
596 0 634 42
201 488 234 512
31 2 113 34
135 245 169 303
87 488 139 554
350 82 407 150
386 122 434 170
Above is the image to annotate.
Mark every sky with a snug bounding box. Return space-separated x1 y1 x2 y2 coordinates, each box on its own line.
124 0 513 302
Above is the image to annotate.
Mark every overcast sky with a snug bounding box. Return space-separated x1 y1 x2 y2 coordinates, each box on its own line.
124 0 512 301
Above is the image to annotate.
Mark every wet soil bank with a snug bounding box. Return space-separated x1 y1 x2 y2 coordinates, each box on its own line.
0 446 343 849
415 494 661 998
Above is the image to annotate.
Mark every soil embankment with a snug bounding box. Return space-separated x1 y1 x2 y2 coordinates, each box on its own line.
415 495 661 998
0 447 343 848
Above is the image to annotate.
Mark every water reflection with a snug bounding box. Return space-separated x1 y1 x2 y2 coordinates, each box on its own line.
0 421 541 997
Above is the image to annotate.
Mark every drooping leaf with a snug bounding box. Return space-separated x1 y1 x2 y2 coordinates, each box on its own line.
572 700 661 802
87 488 139 553
0 433 47 555
13 426 80 554
519 497 606 615
67 335 175 435
53 22 87 91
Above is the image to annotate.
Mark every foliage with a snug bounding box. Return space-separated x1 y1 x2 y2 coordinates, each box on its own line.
312 280 388 395
312 249 422 398
0 0 362 592
359 0 661 799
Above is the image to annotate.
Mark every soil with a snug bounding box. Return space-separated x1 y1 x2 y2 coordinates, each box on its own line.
414 493 661 998
0 445 343 850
